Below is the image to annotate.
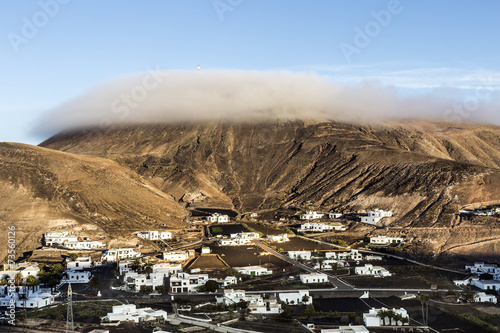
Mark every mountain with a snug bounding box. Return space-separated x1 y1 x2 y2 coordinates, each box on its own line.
0 142 187 261
39 120 500 259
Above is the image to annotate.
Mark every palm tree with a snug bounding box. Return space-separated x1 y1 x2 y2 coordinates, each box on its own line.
386 309 396 325
14 273 23 286
89 276 100 295
376 309 389 326
418 293 430 325
26 275 39 292
392 313 403 326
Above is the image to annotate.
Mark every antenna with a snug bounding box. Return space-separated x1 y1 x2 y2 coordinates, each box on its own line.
66 283 74 333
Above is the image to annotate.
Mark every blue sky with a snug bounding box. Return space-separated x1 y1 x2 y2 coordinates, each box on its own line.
1 0 499 144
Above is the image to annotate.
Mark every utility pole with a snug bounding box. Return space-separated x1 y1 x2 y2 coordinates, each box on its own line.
66 283 74 333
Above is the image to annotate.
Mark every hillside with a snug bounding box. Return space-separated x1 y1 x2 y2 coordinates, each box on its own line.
39 120 500 259
0 142 187 261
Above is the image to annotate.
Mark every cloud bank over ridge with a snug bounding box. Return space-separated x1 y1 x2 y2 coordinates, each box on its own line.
34 70 500 136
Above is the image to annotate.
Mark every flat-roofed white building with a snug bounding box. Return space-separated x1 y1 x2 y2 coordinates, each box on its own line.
66 256 93 270
137 231 172 240
102 248 141 262
471 278 500 291
363 307 409 326
278 290 312 305
300 222 335 232
64 240 106 250
43 232 78 246
328 213 343 219
300 211 324 220
169 272 209 293
288 251 312 260
0 262 40 280
206 213 229 223
235 266 272 276
124 271 166 292
266 234 289 243
62 271 92 283
369 236 403 245
355 264 391 277
321 325 369 333
102 304 167 323
474 292 498 304
162 251 190 262
300 273 328 284
216 289 281 314
360 209 392 225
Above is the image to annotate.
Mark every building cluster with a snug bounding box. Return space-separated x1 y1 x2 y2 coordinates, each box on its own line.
102 304 167 323
265 233 289 243
136 230 172 240
43 231 105 250
453 262 500 298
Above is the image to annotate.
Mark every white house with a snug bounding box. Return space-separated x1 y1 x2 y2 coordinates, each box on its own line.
201 247 211 254
124 271 166 292
0 286 56 309
0 262 40 280
300 211 324 220
63 240 106 250
363 307 409 326
471 278 500 291
314 259 347 270
102 248 141 262
465 262 500 276
326 250 363 261
216 289 282 314
300 273 328 284
369 236 404 245
474 292 498 304
230 232 260 240
355 264 391 277
278 290 312 305
206 213 230 223
360 209 392 225
235 266 272 276
364 255 383 261
162 251 190 262
288 251 312 260
219 238 251 246
169 272 209 293
328 213 343 219
66 256 93 270
102 304 167 323
152 263 182 276
321 325 369 333
266 234 289 243
62 271 92 283
43 231 78 246
300 223 335 232
137 231 172 240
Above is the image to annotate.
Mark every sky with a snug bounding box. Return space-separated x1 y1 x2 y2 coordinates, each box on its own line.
1 0 499 145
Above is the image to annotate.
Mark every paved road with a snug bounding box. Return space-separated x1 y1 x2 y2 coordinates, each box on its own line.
253 240 353 290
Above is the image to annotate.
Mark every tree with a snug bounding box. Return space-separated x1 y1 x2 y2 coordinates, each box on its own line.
89 276 100 295
204 280 220 293
376 309 389 326
302 294 310 304
26 275 39 292
304 304 316 318
144 265 153 278
68 253 78 261
418 293 430 325
14 273 23 286
0 278 7 285
386 309 396 325
131 258 142 272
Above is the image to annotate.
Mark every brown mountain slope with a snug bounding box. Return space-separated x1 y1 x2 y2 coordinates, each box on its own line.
39 120 500 259
0 142 187 261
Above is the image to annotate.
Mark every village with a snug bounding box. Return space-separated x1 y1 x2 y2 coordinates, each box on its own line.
1 207 500 333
